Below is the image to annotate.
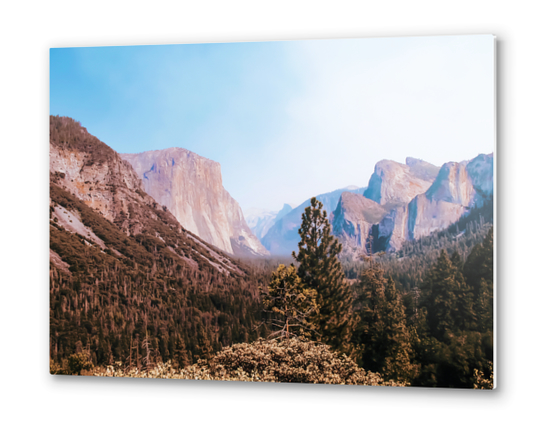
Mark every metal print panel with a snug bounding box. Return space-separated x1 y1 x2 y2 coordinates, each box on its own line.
49 35 495 388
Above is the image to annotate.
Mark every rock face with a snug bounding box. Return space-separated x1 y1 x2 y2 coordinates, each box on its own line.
403 154 494 241
333 154 494 255
262 186 366 256
50 117 153 236
332 192 388 256
364 158 439 207
121 148 269 257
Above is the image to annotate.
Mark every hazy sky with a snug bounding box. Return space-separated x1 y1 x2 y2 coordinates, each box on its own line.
50 35 495 212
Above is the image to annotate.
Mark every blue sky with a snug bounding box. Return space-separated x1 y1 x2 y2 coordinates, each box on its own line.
50 35 495 212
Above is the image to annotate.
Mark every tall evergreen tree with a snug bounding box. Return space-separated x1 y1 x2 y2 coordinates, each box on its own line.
354 264 417 383
463 228 493 293
420 250 461 339
292 197 354 352
464 229 493 334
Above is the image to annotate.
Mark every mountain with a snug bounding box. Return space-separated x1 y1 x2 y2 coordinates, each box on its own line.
332 192 388 256
332 154 493 256
50 116 244 274
245 203 294 241
49 116 265 367
121 148 269 258
403 153 494 241
262 186 366 256
363 157 439 207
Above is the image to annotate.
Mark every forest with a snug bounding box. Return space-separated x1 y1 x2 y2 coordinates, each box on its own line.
49 116 493 388
50 194 493 388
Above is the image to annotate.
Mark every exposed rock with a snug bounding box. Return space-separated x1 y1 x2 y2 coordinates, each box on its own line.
332 192 387 256
364 158 439 207
50 117 159 236
51 204 106 249
334 154 493 255
121 148 269 257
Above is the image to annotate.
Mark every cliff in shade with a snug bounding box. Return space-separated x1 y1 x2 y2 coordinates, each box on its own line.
332 154 493 256
121 148 269 257
331 192 388 254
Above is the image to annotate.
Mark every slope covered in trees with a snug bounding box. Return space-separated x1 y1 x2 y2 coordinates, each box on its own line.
49 117 271 371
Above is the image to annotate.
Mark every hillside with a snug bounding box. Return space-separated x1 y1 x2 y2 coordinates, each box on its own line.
49 116 268 367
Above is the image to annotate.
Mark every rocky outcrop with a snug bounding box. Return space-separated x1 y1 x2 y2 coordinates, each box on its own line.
333 154 493 255
363 158 439 207
262 186 366 256
332 192 388 256
401 153 494 242
121 148 269 257
50 117 157 236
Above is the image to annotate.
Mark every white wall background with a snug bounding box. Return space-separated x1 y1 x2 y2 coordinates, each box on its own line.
1 0 539 422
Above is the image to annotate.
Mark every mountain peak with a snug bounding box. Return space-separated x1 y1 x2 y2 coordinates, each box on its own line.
364 158 436 206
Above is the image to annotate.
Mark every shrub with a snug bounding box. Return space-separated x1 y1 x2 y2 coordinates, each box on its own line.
93 338 404 386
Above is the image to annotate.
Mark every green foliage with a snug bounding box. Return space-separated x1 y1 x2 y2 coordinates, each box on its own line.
342 203 493 291
420 250 466 339
50 116 116 166
293 197 355 352
353 264 418 384
409 228 494 388
261 264 318 339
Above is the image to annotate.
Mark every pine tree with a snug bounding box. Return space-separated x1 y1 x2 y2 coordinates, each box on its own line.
420 250 460 339
381 278 419 383
292 197 354 352
354 264 417 383
354 264 387 372
464 229 494 334
464 228 493 293
261 264 318 339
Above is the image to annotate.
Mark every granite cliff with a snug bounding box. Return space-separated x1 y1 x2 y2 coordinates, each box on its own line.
332 154 493 256
121 148 269 257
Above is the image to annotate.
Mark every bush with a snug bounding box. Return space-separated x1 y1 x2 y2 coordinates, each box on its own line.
67 352 93 375
93 338 405 386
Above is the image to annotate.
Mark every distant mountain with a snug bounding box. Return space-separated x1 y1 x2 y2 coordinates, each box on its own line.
262 186 366 256
363 157 439 207
245 203 295 241
332 154 493 256
121 148 269 258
